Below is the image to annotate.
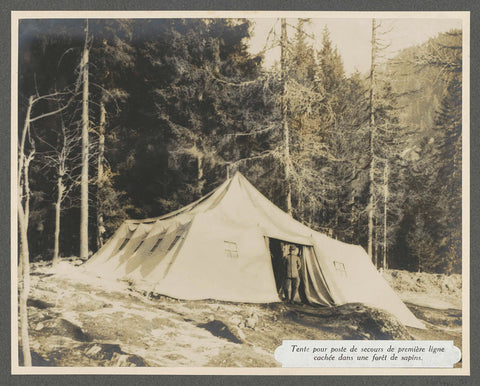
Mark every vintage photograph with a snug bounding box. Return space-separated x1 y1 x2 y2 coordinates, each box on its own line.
12 11 468 373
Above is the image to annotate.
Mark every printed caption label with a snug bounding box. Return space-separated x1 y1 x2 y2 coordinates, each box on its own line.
274 340 461 368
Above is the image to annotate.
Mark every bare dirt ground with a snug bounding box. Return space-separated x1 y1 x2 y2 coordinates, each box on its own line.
18 261 462 368
381 269 462 366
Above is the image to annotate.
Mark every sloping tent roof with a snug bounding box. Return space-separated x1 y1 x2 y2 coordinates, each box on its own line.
86 172 424 329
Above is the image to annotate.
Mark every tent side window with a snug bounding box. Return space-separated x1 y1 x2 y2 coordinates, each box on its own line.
134 240 144 252
333 261 347 276
118 238 130 251
224 241 238 258
167 235 181 251
150 237 164 253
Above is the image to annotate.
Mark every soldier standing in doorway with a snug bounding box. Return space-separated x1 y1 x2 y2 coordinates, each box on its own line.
284 244 302 304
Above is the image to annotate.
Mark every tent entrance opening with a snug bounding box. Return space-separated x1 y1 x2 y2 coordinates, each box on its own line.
268 238 306 304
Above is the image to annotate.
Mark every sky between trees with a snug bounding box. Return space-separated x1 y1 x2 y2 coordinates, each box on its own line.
248 17 463 74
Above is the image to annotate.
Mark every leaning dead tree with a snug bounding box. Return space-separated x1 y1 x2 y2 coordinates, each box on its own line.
17 96 34 367
17 42 83 363
18 89 76 366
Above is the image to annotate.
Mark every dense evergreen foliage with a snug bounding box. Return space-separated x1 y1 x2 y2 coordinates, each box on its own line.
17 19 462 274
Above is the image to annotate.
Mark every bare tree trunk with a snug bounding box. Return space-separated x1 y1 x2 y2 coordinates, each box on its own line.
383 162 389 270
18 201 31 366
17 95 33 367
96 100 105 250
18 96 33 202
280 18 292 215
367 18 377 260
297 194 304 222
19 154 33 365
53 176 64 265
23 156 32 231
373 216 378 267
197 153 204 195
334 194 339 239
350 198 356 242
80 20 90 259
197 155 203 181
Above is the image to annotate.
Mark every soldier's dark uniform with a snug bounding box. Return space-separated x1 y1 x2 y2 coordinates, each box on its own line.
284 245 301 303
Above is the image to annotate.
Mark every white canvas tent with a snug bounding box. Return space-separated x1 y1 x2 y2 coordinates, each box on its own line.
86 172 424 329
